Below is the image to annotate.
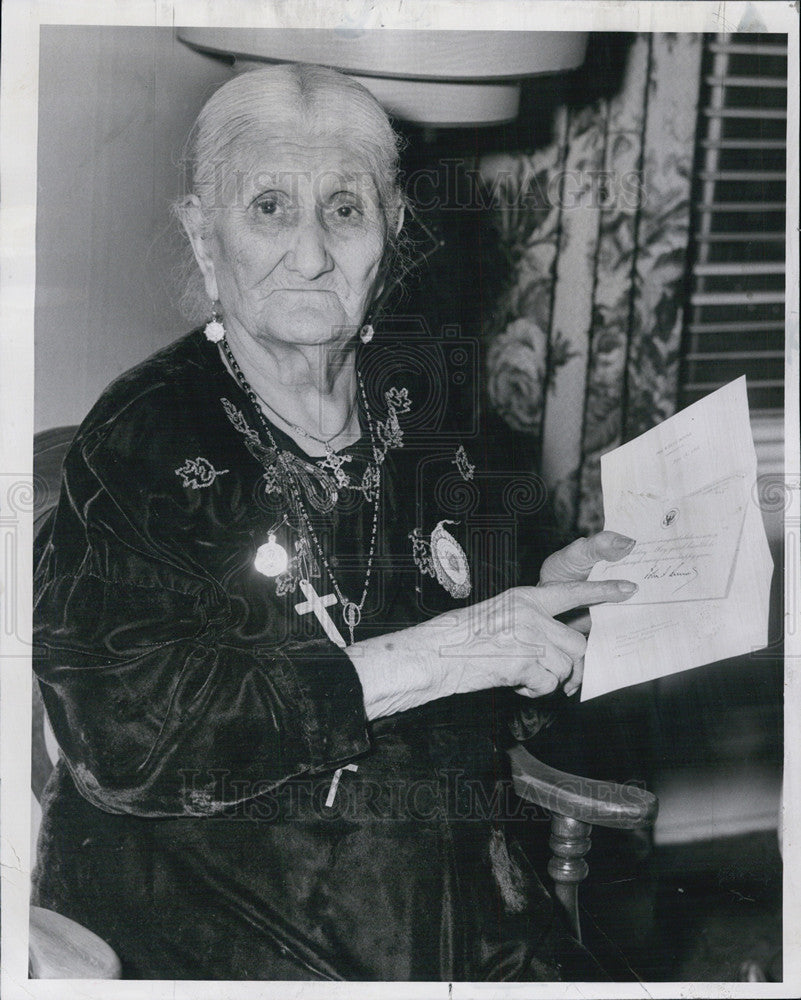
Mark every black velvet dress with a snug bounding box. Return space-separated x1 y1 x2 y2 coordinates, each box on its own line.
32 328 604 980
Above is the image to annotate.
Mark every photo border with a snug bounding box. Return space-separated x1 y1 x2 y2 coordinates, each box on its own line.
2 2 798 997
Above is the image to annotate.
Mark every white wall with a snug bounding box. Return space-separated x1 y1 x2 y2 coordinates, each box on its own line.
34 26 232 432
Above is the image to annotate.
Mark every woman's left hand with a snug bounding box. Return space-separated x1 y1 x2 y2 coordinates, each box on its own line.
538 530 636 629
539 530 636 585
535 531 636 696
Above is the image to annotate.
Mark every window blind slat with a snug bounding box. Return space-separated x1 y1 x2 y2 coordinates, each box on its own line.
695 201 785 211
703 108 787 119
705 75 787 87
690 291 785 307
696 233 785 243
698 170 786 182
700 139 786 149
708 42 787 56
684 379 783 390
687 351 784 361
687 320 785 334
694 262 785 276
679 33 786 415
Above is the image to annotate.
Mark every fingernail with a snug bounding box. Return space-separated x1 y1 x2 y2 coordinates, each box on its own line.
612 535 636 551
617 581 638 595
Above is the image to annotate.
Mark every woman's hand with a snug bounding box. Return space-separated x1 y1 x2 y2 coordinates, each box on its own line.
539 530 636 585
537 530 636 638
437 578 637 701
349 574 636 720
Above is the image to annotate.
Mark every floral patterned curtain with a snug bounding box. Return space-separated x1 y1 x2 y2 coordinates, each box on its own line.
482 34 703 535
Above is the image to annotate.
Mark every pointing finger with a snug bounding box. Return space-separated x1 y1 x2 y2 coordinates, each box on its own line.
531 579 638 618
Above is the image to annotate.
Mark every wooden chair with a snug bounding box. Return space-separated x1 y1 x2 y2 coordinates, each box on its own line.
30 425 658 975
508 744 657 943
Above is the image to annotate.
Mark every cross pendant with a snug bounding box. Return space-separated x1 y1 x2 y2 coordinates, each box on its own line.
295 579 346 648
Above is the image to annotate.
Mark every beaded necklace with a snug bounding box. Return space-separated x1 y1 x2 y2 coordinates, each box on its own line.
220 337 380 645
251 384 359 484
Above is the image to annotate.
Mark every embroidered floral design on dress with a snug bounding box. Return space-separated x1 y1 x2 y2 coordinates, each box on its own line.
452 444 475 481
360 464 381 503
409 528 436 578
221 399 274 464
175 457 229 489
221 397 341 513
385 387 411 414
374 387 412 459
262 463 281 497
220 386 411 508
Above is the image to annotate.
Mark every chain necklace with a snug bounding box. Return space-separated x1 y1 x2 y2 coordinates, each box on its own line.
220 337 381 644
250 383 358 485
252 383 359 451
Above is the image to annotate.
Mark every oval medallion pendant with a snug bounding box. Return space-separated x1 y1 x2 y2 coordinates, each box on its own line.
254 534 289 577
430 520 471 598
343 602 362 630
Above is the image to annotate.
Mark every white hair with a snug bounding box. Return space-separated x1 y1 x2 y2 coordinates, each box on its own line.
174 63 406 322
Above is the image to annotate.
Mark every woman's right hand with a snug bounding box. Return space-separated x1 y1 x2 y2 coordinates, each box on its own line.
349 579 636 720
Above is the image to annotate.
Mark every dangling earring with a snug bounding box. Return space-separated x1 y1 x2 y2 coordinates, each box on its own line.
359 323 374 344
204 301 226 343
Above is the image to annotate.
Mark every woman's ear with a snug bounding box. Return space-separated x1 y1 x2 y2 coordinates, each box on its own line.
180 195 219 302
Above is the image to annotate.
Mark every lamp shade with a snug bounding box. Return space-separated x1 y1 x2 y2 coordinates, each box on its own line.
177 28 588 126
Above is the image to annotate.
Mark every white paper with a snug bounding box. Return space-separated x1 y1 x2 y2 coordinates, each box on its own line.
582 377 773 701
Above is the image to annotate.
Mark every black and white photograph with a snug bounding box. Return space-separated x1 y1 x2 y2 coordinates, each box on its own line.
1 1 798 996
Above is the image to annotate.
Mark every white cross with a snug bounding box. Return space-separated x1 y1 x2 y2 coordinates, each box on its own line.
325 763 359 808
295 579 346 648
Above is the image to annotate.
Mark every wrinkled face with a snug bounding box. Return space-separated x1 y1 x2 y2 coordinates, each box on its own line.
194 139 388 350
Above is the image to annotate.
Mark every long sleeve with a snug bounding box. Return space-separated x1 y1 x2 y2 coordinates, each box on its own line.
33 340 371 818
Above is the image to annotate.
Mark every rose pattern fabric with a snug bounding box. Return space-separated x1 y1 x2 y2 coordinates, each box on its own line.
486 318 549 433
483 34 703 534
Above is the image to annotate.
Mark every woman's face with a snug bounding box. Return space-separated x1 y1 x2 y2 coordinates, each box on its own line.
194 139 388 350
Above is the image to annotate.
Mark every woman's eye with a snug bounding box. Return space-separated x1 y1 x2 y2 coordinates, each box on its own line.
253 192 289 217
329 196 362 221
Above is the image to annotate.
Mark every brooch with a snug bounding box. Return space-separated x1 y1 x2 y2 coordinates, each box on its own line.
409 520 471 599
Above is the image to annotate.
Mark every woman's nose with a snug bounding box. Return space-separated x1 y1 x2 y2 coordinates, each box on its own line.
285 217 333 280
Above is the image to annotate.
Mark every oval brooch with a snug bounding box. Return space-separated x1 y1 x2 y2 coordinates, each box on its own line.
430 520 471 598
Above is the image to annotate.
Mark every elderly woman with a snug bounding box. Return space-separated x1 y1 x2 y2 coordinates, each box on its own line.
32 63 636 981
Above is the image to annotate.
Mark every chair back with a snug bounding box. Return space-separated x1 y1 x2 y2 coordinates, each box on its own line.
32 427 78 813
33 426 78 532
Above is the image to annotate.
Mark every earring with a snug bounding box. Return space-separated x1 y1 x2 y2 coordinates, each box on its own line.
204 301 226 343
359 323 374 344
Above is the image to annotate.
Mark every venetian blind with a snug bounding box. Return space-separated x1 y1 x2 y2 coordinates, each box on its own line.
679 33 787 415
